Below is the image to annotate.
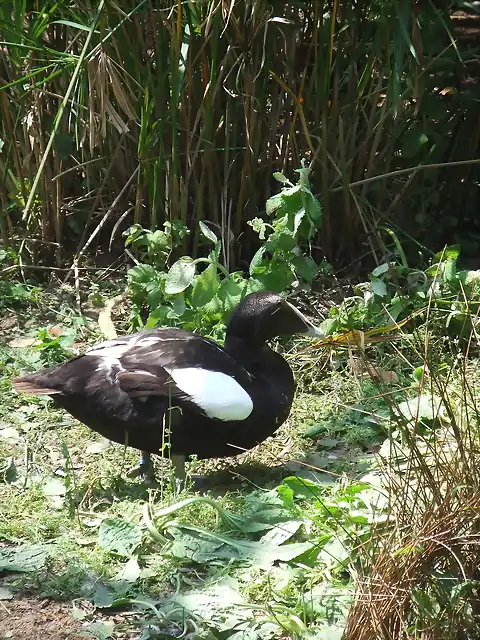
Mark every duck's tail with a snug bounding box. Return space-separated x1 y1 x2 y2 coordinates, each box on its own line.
11 374 61 396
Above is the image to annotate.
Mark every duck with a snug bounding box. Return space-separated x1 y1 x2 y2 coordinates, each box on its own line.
12 291 324 487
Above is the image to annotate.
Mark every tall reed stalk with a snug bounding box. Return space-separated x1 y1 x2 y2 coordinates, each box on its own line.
0 1 478 269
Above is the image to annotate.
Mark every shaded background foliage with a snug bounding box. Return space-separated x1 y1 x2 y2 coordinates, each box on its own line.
0 0 479 272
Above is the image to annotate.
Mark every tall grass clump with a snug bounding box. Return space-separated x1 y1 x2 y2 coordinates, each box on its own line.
1 1 479 270
344 316 480 639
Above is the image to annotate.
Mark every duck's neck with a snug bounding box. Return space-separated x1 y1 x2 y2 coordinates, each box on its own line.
224 334 266 356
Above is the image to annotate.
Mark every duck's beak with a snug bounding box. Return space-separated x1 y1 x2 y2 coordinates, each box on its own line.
305 323 326 338
286 301 326 339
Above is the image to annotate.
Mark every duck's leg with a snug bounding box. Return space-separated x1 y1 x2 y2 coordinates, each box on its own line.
127 451 156 482
171 454 186 494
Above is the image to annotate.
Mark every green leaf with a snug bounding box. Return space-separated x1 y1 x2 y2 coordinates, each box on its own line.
302 423 327 438
191 264 220 307
443 259 457 283
402 127 429 158
292 255 319 282
372 263 390 277
249 246 266 275
93 582 117 608
202 295 224 320
0 544 49 572
115 557 141 583
171 292 186 317
266 186 302 220
245 278 265 295
272 172 292 185
270 227 296 252
371 278 387 297
168 523 312 568
165 258 196 294
434 244 460 263
317 437 339 449
304 191 322 226
396 394 442 423
255 261 294 292
259 520 303 545
127 264 161 286
98 518 142 557
82 621 115 639
283 476 324 501
218 275 248 314
199 220 218 244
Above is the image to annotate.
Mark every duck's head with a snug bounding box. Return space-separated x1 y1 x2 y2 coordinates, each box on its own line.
225 291 325 347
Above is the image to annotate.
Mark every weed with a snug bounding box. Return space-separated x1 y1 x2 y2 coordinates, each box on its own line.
126 167 322 334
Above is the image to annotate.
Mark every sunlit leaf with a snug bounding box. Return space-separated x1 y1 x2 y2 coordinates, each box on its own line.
98 518 142 556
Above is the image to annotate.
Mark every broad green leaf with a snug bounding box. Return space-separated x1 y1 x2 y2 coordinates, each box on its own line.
146 229 169 253
199 220 218 244
98 517 142 556
115 557 141 583
0 544 49 572
371 278 387 297
259 520 303 545
191 264 219 307
292 255 319 282
245 278 265 295
293 208 305 235
165 258 196 294
372 262 390 277
304 191 322 226
270 227 296 252
317 437 339 449
93 582 117 608
256 261 295 292
266 186 302 220
169 523 312 568
83 621 115 639
283 476 324 501
202 295 223 318
396 394 442 422
171 292 186 317
218 275 248 314
169 576 245 623
127 264 161 286
388 296 408 320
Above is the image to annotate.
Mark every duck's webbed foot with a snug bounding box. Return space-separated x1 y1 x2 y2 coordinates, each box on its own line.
127 451 156 484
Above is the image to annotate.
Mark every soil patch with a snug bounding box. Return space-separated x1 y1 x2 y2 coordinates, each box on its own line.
0 597 81 640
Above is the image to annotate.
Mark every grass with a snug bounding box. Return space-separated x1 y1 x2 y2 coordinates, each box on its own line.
1 285 480 638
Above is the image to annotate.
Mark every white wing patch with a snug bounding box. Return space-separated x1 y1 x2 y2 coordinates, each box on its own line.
164 367 253 421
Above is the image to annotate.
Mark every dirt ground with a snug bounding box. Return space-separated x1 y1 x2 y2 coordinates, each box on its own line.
0 597 82 640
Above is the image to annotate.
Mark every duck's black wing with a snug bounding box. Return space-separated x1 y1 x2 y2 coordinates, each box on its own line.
84 329 255 421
